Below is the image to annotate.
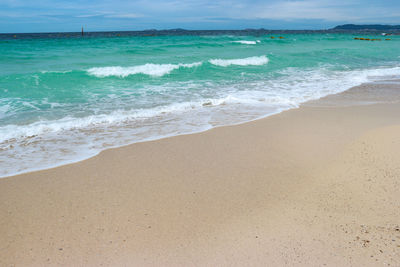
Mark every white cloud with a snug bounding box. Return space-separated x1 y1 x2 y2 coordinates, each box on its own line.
248 0 358 21
105 13 143 19
227 0 399 22
76 14 104 18
75 12 144 19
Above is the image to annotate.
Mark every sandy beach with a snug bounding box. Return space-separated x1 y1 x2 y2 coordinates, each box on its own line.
1 82 400 266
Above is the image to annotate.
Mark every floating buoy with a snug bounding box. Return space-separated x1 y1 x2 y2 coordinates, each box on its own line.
386 38 391 40
279 36 284 39
354 37 384 41
270 36 275 39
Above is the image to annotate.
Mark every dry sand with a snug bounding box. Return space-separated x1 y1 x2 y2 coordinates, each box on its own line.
1 83 400 266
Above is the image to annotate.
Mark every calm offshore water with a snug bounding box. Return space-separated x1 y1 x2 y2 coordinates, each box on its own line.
1 33 400 177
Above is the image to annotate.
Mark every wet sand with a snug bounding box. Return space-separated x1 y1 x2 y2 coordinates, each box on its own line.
1 82 400 266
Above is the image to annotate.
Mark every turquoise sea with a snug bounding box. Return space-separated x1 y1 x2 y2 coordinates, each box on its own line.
1 33 400 177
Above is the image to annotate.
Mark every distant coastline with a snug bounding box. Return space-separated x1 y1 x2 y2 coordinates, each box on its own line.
333 24 400 30
2 24 400 38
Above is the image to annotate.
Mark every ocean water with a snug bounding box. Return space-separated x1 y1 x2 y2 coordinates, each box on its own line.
1 33 400 177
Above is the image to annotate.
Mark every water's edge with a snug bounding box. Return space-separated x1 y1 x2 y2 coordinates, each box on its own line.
2 80 388 179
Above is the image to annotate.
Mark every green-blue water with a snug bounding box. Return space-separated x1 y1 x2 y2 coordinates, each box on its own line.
1 33 400 177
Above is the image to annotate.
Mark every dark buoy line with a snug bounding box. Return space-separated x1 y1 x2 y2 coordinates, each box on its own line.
354 37 391 41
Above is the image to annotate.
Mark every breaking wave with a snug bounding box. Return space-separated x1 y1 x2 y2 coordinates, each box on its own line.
231 40 260 45
87 56 270 77
87 62 202 77
209 55 269 67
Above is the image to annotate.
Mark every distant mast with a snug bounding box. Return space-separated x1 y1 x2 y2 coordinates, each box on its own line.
81 26 84 36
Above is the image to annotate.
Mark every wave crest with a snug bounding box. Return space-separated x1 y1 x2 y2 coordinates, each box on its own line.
209 55 269 67
87 62 202 78
232 40 259 45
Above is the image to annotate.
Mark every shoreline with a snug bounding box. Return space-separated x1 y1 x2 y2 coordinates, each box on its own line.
0 107 286 179
2 79 397 179
2 31 400 179
1 82 400 265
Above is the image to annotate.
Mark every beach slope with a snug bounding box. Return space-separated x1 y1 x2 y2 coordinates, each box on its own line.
1 83 400 266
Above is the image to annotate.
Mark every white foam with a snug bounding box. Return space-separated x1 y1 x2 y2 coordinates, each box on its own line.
232 40 257 45
2 65 400 178
0 98 236 143
87 62 202 78
209 56 269 67
40 70 72 74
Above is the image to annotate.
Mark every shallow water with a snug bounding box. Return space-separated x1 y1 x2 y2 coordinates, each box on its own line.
1 33 400 177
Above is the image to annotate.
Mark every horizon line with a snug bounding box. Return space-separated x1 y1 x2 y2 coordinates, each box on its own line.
2 24 400 35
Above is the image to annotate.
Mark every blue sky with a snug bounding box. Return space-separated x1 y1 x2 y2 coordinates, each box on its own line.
1 0 400 33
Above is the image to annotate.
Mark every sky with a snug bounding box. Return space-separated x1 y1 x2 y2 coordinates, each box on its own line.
1 0 400 33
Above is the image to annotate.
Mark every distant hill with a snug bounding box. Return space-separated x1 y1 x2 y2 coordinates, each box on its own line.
334 24 400 30
4 25 400 39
